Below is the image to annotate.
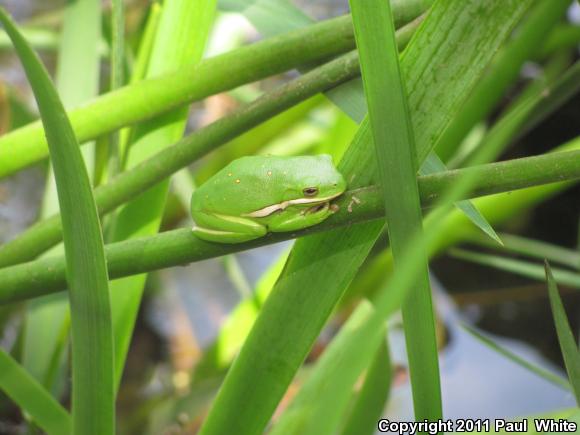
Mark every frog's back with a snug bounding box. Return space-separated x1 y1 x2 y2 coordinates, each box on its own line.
192 155 311 215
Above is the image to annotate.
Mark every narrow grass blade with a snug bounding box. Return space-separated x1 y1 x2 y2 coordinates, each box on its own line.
341 337 391 435
108 0 216 387
473 233 580 270
106 0 125 177
0 8 115 435
199 2 532 434
451 249 580 289
0 347 71 435
117 2 161 165
462 324 571 391
269 301 385 435
545 262 580 405
421 154 502 245
110 0 125 92
350 0 441 422
23 0 102 396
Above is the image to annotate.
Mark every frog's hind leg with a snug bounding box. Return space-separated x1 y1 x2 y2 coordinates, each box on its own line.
192 212 267 243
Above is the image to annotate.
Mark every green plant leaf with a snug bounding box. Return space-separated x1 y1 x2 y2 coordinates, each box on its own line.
350 0 440 421
451 249 580 289
462 324 571 391
269 300 385 435
22 0 102 400
0 347 71 435
0 7 115 435
435 0 571 159
545 262 580 405
420 154 502 245
472 233 580 270
340 338 391 435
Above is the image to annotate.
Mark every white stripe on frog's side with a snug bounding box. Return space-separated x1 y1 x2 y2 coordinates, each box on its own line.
242 192 343 218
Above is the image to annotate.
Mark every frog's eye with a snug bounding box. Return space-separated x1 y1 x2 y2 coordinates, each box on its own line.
303 187 318 197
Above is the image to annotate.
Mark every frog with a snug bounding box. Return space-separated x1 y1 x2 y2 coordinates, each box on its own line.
191 154 347 243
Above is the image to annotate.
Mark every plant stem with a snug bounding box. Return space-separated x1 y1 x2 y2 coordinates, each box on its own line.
2 147 580 304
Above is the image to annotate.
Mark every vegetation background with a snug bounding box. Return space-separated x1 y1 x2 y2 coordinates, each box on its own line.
0 0 579 434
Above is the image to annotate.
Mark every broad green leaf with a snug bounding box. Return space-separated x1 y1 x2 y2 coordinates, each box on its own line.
270 300 385 435
435 0 571 158
350 0 440 421
462 324 571 391
545 262 580 405
0 8 115 435
0 347 71 435
199 2 534 434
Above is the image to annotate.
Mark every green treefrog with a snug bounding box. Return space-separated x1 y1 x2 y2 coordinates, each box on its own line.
191 154 346 243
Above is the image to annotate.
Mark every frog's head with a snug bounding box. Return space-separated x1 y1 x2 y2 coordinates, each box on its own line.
243 154 346 219
294 154 346 201
282 154 346 217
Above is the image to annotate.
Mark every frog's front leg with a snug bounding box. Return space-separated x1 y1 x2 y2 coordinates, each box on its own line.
192 211 267 243
266 203 331 233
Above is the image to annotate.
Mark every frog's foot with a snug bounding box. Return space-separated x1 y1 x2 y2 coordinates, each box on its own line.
192 212 267 244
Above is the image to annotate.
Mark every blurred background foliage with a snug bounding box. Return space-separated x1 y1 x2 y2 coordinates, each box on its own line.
0 0 579 433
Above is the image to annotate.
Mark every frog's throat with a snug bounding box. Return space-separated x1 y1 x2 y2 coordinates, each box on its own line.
243 192 343 218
